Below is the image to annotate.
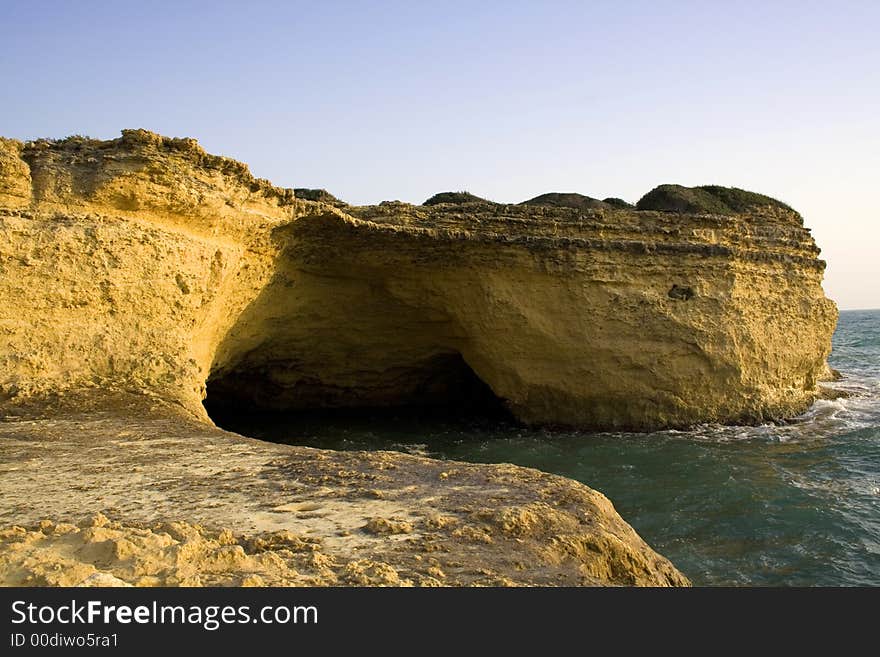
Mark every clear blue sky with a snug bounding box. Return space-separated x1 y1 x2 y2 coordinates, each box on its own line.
2 1 877 309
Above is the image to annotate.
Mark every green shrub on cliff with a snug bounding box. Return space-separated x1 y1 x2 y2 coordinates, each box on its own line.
423 191 492 206
294 188 348 207
636 184 796 215
698 185 794 213
601 197 634 209
519 192 609 211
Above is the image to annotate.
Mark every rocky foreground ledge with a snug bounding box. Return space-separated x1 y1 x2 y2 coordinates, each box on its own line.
0 395 687 586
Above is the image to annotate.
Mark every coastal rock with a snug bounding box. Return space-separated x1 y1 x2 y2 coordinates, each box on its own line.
0 130 837 429
0 129 841 587
0 398 689 587
0 138 30 208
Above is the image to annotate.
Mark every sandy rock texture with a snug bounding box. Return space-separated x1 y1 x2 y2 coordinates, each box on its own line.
0 130 836 429
0 129 837 587
0 396 688 586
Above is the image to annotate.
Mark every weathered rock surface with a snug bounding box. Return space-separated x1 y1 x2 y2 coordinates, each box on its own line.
0 130 837 429
0 395 688 586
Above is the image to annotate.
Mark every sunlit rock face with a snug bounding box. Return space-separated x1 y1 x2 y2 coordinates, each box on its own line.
0 130 837 429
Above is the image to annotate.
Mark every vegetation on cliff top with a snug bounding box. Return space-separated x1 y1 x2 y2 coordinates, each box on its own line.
294 188 348 207
423 191 641 212
11 130 800 219
636 184 796 216
520 192 610 211
423 191 493 206
602 197 634 209
422 190 644 213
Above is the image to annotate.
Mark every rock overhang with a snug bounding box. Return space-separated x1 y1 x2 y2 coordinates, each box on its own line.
0 130 838 430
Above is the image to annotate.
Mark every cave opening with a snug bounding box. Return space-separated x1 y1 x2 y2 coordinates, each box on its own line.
203 352 517 451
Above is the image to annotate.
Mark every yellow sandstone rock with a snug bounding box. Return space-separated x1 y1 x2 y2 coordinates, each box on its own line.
0 130 836 429
0 129 840 587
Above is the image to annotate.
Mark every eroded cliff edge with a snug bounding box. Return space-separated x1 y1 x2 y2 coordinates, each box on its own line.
0 130 837 429
0 130 837 586
0 395 687 586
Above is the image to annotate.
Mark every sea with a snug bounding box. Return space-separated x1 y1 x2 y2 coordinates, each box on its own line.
216 309 880 586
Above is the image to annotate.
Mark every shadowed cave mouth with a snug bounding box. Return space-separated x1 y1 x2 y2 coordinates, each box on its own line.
203 353 517 451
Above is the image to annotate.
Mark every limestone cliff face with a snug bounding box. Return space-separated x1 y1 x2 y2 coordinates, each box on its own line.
0 130 837 429
0 131 293 416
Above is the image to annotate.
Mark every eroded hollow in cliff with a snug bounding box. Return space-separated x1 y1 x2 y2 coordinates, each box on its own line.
203 352 515 447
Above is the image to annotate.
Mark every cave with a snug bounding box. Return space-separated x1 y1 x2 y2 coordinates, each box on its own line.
203 351 515 445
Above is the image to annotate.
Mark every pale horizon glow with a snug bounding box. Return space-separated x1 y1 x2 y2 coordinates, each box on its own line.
1 1 877 309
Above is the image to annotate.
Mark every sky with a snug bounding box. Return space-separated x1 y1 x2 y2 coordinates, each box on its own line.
1 1 877 309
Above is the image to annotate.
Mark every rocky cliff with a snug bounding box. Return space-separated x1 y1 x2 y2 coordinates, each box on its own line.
0 130 837 429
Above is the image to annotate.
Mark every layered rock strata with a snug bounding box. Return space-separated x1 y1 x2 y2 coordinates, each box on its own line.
0 130 836 429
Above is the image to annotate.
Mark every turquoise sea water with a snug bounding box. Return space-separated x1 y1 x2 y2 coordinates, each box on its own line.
216 310 880 586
